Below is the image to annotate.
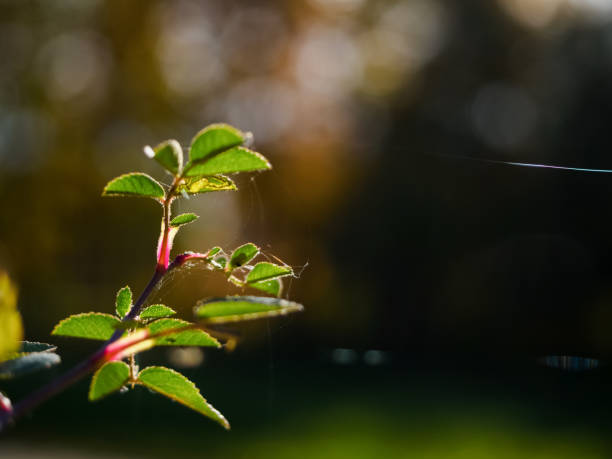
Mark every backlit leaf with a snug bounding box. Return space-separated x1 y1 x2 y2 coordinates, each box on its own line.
115 286 132 318
89 361 130 401
151 139 182 175
170 213 199 228
185 147 271 177
206 247 222 258
102 173 165 200
139 304 176 320
195 296 303 324
189 123 244 163
138 366 229 429
52 313 121 340
177 175 237 194
246 262 293 284
0 271 22 362
249 279 282 297
211 256 227 270
148 319 220 347
229 243 259 270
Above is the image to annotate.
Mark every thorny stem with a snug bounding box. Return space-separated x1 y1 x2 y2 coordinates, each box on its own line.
2 177 191 430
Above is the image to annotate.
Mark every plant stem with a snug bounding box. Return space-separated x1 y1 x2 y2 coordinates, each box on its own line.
3 180 181 429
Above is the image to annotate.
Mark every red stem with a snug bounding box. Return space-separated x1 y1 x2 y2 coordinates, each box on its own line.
2 180 181 430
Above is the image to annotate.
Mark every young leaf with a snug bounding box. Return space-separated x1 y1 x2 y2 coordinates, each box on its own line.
102 173 165 200
0 271 23 362
206 247 222 258
115 286 132 318
148 319 220 347
185 147 271 177
150 139 183 175
246 262 293 284
211 256 227 270
89 361 130 401
139 304 176 320
189 123 245 163
177 175 237 194
0 352 61 380
229 243 259 270
138 366 229 429
52 313 121 340
195 296 303 324
249 279 282 297
170 213 199 228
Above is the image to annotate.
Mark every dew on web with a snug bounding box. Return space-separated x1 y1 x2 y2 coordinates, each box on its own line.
146 258 216 305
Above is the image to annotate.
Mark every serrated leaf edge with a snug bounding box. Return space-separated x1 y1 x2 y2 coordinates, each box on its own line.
101 172 166 200
138 366 230 429
51 312 121 338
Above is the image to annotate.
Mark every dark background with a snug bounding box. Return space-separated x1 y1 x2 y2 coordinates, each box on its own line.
2 0 612 457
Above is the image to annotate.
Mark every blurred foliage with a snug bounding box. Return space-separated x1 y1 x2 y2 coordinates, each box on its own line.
0 271 22 362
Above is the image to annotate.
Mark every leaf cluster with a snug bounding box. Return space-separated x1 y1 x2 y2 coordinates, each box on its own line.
46 123 304 429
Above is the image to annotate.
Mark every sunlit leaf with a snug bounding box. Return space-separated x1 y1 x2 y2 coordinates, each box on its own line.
0 271 23 362
206 247 222 258
52 313 121 340
188 123 244 164
229 243 259 270
249 279 282 297
211 256 227 270
139 304 176 320
102 173 165 200
138 366 229 429
195 296 303 324
170 213 199 228
0 352 61 380
151 139 183 175
246 262 292 284
115 286 132 318
177 175 237 194
148 319 220 347
89 361 130 401
185 147 271 177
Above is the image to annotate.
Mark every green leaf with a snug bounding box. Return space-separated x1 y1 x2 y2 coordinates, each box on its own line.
102 173 165 200
246 262 293 284
0 352 61 380
229 243 259 270
138 366 229 429
52 313 121 340
206 247 222 258
89 361 130 401
185 147 271 177
139 304 176 320
177 175 237 194
148 319 220 347
150 139 183 175
0 271 23 362
249 279 282 297
211 256 227 270
189 123 245 164
195 296 303 324
170 213 199 228
115 286 132 318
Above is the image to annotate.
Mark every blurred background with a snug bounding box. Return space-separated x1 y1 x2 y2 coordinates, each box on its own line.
2 0 612 457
